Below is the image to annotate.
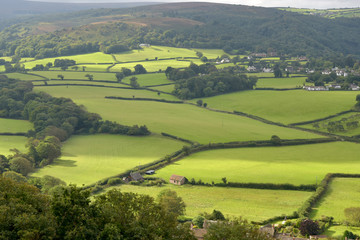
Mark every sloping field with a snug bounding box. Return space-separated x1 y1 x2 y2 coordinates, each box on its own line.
4 73 45 81
197 90 359 124
0 118 33 133
154 142 360 185
31 71 118 81
0 136 27 156
108 184 312 221
34 86 320 143
311 178 360 222
122 73 172 86
31 134 185 185
113 46 197 62
110 59 203 72
256 77 307 89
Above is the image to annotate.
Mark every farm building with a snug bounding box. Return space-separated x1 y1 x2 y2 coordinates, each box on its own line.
130 172 144 182
169 175 186 185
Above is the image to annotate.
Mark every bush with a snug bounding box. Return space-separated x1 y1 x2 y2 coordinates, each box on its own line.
107 178 123 186
192 216 205 228
299 219 319 236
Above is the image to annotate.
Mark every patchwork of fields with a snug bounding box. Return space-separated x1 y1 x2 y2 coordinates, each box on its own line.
2 45 360 235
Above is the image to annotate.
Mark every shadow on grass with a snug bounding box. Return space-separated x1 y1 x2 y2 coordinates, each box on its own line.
52 159 77 167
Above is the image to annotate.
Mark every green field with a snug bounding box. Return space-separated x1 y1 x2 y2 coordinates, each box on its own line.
4 73 45 81
312 178 360 222
108 184 311 221
149 84 175 93
110 59 203 73
34 86 320 143
122 73 172 86
154 142 360 185
31 134 185 185
302 112 360 136
76 64 112 72
30 71 118 81
256 77 307 89
325 225 360 237
196 90 359 124
22 52 115 69
0 118 33 133
193 48 228 59
33 80 130 88
0 136 27 156
0 65 5 72
113 46 198 62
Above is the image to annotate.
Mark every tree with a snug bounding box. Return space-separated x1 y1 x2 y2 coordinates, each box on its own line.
130 77 140 88
82 66 86 72
274 65 283 78
9 157 34 176
204 218 273 240
72 66 79 71
115 72 125 82
134 64 147 74
196 99 203 106
85 74 94 81
192 216 205 228
57 74 64 80
208 209 225 220
270 135 281 146
121 67 132 76
60 66 68 71
299 219 320 236
157 189 186 217
221 177 227 184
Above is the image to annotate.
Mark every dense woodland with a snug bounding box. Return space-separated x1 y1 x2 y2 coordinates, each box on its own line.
0 3 360 59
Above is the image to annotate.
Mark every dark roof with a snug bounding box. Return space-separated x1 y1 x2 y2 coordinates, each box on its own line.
170 174 185 181
130 172 143 181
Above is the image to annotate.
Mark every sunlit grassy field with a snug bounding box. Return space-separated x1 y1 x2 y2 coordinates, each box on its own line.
149 84 175 93
256 77 307 89
30 71 118 81
31 134 185 185
108 184 312 221
154 142 360 185
311 178 360 222
0 118 33 133
0 136 27 156
196 90 359 124
122 73 172 86
34 86 320 143
4 73 45 81
33 80 130 88
110 59 203 72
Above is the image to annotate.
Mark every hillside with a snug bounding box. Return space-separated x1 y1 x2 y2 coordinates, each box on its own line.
0 2 360 58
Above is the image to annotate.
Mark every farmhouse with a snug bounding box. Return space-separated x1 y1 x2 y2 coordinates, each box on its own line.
303 86 329 91
169 174 186 185
139 43 150 48
247 66 257 72
350 84 360 91
329 84 342 89
130 172 144 181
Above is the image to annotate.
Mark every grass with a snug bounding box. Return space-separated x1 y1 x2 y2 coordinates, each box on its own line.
4 73 44 81
21 52 115 69
31 134 185 185
325 225 360 237
113 46 197 62
122 73 172 86
0 118 33 133
256 77 307 89
193 48 228 59
34 86 320 143
0 65 5 72
311 178 360 222
33 80 131 88
196 90 359 124
302 112 360 136
76 64 112 72
0 136 27 156
149 84 175 93
30 71 118 81
110 59 203 73
107 184 312 221
154 142 360 185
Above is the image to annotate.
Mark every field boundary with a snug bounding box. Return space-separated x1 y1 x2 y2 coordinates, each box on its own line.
105 96 184 104
0 132 26 136
289 110 357 126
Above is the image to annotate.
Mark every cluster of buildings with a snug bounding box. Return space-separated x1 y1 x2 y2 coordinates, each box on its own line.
303 83 360 91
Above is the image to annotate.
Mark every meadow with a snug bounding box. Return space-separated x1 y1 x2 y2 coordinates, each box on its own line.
196 90 359 124
31 134 185 185
4 73 45 81
193 48 229 59
32 80 131 88
34 86 320 143
0 118 33 133
30 71 119 81
108 184 312 221
256 77 307 89
149 84 175 93
154 142 360 185
0 136 28 156
122 73 172 86
311 178 360 222
110 59 203 73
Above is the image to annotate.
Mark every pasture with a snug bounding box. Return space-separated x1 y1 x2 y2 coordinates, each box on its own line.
122 73 172 86
0 65 5 72
256 77 307 89
311 178 360 222
325 225 360 238
110 59 203 73
154 142 360 185
4 73 45 81
34 86 320 143
196 90 359 124
149 84 175 93
0 136 27 156
75 64 112 72
113 46 198 62
193 48 228 59
32 80 131 88
31 134 185 185
30 71 118 81
0 118 33 133
108 184 312 221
